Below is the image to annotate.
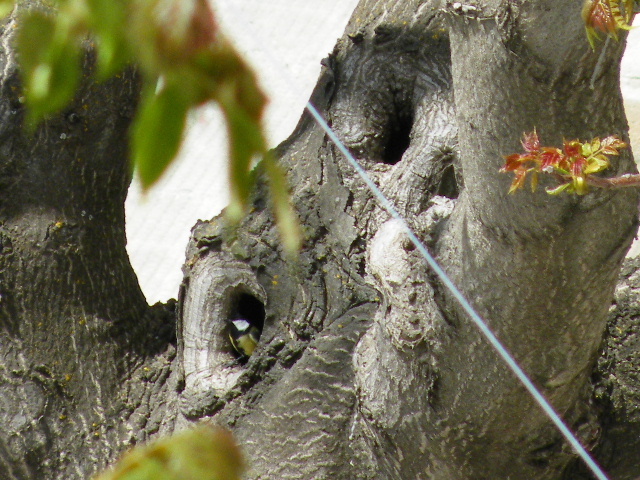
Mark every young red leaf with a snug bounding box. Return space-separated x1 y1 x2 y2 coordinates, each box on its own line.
521 129 540 153
507 167 529 194
600 135 626 154
582 0 635 48
571 156 587 177
610 0 634 30
501 130 628 197
501 153 528 172
563 139 582 158
540 148 563 170
583 0 618 48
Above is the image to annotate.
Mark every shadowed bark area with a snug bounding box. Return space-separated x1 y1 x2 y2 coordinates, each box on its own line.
0 7 177 479
2 0 640 479
560 256 640 479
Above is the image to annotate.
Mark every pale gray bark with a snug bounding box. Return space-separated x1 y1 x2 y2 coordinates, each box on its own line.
180 1 640 478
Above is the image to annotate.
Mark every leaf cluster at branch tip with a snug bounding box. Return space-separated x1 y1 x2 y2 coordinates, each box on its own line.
582 0 636 49
501 130 627 195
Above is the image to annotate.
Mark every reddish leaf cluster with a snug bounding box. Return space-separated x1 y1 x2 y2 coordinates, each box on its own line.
582 0 635 48
501 130 627 195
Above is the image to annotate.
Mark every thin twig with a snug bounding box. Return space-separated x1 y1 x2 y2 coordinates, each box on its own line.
551 172 640 190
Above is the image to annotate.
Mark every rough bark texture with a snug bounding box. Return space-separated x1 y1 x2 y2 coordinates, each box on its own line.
2 0 640 479
0 5 177 479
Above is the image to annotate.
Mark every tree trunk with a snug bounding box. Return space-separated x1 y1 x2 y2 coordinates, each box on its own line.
0 5 177 479
2 0 640 479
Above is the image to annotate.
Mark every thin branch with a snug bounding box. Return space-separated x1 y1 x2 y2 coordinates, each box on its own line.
551 172 640 190
587 173 640 188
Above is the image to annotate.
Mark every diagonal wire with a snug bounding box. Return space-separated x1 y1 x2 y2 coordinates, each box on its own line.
218 4 610 479
305 103 608 480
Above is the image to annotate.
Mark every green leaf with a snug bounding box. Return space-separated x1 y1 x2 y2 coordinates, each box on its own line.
17 11 81 126
530 171 538 192
573 175 588 195
132 81 190 189
583 156 610 175
94 425 244 480
580 142 594 157
220 85 266 222
546 183 571 195
86 0 131 79
585 25 600 50
263 154 301 255
0 0 14 19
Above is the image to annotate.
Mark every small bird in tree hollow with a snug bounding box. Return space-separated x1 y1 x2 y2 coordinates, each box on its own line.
228 319 261 358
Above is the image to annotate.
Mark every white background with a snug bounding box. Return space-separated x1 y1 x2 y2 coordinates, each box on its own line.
125 4 640 304
125 1 359 303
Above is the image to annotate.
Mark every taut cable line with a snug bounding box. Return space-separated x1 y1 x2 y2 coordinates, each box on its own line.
219 4 611 478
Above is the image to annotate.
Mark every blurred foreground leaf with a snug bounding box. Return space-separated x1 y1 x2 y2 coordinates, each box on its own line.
13 0 300 252
0 0 13 19
16 10 81 126
132 81 190 189
220 85 266 223
262 154 301 255
86 0 132 79
94 425 244 480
